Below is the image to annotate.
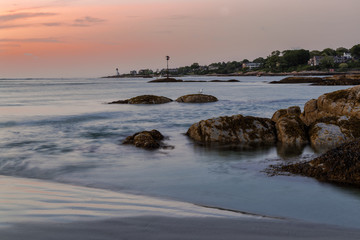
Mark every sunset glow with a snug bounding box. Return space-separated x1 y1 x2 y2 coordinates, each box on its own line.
1 0 360 77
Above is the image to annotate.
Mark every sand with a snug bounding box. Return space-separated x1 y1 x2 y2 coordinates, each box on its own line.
1 175 360 239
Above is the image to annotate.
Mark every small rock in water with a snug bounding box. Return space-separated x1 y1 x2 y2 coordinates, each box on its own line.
123 130 172 150
176 94 218 103
109 95 172 104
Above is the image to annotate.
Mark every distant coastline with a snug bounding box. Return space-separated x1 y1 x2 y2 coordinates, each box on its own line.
102 70 360 79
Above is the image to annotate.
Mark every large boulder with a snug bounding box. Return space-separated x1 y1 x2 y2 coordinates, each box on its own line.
272 106 308 145
309 116 360 150
279 139 360 186
123 130 165 149
176 94 218 103
109 95 172 104
300 85 360 126
186 115 276 145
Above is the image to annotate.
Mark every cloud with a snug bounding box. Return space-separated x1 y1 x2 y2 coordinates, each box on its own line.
72 16 106 27
0 12 57 22
24 53 39 59
0 38 61 43
42 22 63 27
0 44 21 48
0 24 30 29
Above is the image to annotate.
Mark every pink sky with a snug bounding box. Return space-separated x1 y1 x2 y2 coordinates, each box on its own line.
0 0 360 78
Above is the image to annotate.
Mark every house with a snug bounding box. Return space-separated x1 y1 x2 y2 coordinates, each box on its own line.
208 65 219 71
130 70 137 75
242 62 261 69
343 52 352 60
308 56 324 66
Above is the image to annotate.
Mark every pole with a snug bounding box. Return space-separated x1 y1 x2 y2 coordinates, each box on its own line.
166 56 170 79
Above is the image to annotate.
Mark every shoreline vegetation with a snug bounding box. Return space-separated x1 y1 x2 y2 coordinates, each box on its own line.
103 70 360 79
103 43 360 78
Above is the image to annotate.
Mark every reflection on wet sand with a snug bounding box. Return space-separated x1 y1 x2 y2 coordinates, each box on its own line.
0 175 253 227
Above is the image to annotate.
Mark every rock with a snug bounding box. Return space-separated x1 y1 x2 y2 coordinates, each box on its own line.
279 139 360 186
271 106 301 122
109 95 173 104
300 85 360 126
275 115 308 145
123 130 165 149
309 116 360 150
148 78 183 83
272 106 308 146
312 74 360 85
176 94 218 103
270 77 323 84
186 114 276 145
209 79 240 82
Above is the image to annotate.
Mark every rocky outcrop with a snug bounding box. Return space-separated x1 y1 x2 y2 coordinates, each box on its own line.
176 94 218 103
279 139 360 186
270 77 323 84
109 95 173 104
148 78 240 83
309 116 360 150
186 115 276 145
270 75 360 85
148 78 183 83
272 106 308 146
123 130 165 149
312 74 360 85
300 85 360 126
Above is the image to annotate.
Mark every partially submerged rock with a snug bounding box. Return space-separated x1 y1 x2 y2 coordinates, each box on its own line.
279 139 360 186
109 95 173 104
300 85 360 125
270 77 323 84
312 74 360 86
270 75 360 85
186 115 276 145
309 116 360 150
176 94 218 103
123 130 166 149
148 78 183 83
272 106 308 146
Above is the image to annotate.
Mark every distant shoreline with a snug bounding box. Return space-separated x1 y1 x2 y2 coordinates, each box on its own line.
102 70 360 79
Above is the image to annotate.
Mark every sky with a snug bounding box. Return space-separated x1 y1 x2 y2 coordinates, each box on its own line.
0 0 360 78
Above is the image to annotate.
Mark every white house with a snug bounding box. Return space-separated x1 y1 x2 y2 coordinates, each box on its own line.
242 62 261 69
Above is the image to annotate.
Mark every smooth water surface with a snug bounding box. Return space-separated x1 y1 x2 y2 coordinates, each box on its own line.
1 76 360 228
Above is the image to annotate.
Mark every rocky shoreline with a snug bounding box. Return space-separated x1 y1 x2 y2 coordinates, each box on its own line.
270 74 360 85
148 78 239 83
113 85 360 186
184 85 360 186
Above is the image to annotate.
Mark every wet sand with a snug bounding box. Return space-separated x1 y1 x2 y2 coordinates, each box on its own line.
1 176 360 239
3 216 360 240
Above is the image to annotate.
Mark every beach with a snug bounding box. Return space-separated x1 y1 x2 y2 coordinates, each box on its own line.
2 175 360 240
1 76 360 238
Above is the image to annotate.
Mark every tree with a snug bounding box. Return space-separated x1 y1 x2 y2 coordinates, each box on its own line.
253 57 265 64
321 48 336 56
338 63 348 70
282 49 310 68
310 50 321 57
265 50 281 70
350 44 360 58
320 56 335 69
336 47 349 56
191 63 200 69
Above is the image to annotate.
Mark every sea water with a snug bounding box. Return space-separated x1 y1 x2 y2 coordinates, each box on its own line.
1 76 360 228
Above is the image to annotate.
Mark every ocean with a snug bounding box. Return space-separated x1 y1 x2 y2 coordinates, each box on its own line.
1 76 360 229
